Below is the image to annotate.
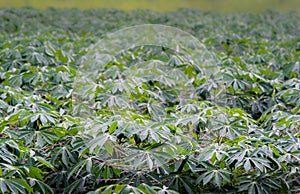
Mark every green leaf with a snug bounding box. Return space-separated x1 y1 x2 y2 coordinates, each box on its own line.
40 114 48 125
244 159 251 172
108 121 118 134
35 156 55 170
215 172 222 187
203 172 214 185
104 143 114 156
86 158 92 173
14 178 33 193
27 167 43 180
0 179 7 193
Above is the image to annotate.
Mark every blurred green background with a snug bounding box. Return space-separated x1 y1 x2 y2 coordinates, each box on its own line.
0 0 299 12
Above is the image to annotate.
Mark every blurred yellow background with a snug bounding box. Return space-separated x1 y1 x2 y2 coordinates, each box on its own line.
0 0 299 12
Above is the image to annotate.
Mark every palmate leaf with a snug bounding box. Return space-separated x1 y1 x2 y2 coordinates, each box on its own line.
242 157 272 172
90 183 178 194
117 170 161 186
97 93 131 108
196 168 231 187
64 176 89 194
147 101 167 122
197 144 229 162
29 112 57 125
87 133 116 154
18 128 58 147
114 143 174 171
0 178 33 194
237 173 282 194
67 156 105 180
212 118 248 140
28 178 54 194
0 139 18 164
51 144 77 167
166 174 195 194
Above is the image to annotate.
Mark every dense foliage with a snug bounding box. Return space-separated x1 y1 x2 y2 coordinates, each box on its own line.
0 7 299 193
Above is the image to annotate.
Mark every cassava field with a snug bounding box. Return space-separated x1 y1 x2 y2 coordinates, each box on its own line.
0 7 299 194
